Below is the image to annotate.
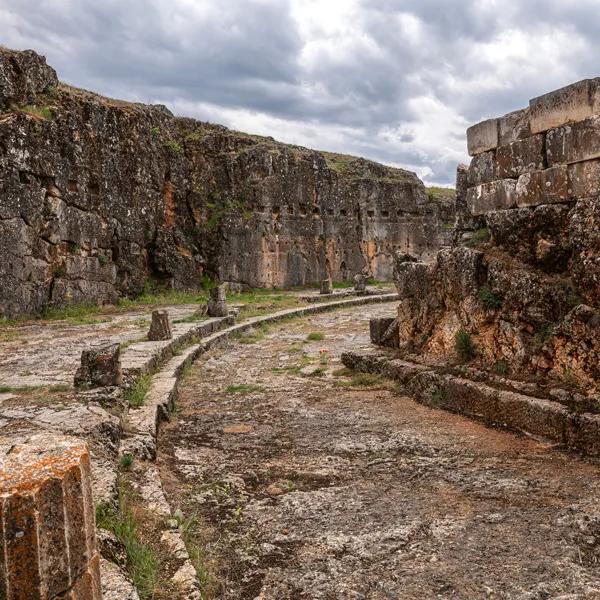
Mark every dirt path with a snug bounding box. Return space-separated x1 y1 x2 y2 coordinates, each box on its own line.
158 304 600 599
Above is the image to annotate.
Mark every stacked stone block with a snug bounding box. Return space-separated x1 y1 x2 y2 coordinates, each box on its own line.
0 434 101 599
466 78 600 216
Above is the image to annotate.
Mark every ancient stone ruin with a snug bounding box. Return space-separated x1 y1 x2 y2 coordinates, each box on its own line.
392 78 599 392
0 48 454 319
0 434 100 600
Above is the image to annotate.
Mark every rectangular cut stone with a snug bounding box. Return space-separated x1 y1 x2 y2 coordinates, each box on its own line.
515 166 569 207
496 134 546 179
568 159 600 198
498 108 531 145
466 180 517 216
546 116 600 165
530 78 600 134
467 151 497 186
467 118 499 156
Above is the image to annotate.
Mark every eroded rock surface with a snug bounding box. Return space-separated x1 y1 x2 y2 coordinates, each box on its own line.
0 48 454 318
158 304 600 599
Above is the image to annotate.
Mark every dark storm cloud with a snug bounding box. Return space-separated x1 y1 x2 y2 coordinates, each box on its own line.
1 0 598 184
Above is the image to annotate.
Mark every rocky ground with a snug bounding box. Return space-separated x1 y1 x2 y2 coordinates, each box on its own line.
0 304 199 387
158 303 600 599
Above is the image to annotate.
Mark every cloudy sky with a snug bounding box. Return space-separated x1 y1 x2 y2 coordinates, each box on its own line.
2 0 599 185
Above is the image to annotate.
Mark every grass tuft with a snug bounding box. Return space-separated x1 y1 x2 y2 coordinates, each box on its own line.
455 329 476 362
125 374 152 408
306 331 325 341
477 286 502 310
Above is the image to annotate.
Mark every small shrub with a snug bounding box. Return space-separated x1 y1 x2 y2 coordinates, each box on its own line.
98 254 109 266
21 104 54 120
307 331 325 341
477 286 502 310
125 375 152 408
430 386 447 406
493 360 509 376
150 126 160 137
52 264 66 278
466 227 490 247
335 372 386 388
533 323 555 348
163 139 182 153
455 329 476 362
120 454 133 470
332 367 352 377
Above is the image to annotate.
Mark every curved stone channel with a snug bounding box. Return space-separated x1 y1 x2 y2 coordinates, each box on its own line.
158 304 600 599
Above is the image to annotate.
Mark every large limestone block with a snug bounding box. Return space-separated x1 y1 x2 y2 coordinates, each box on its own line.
498 108 531 145
568 159 600 198
496 134 545 179
530 78 600 134
515 166 569 208
466 180 517 216
467 118 499 156
467 151 497 187
546 116 600 165
0 434 101 600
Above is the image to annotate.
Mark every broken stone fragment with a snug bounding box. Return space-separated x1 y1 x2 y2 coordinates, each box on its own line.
369 317 398 348
0 434 101 600
148 310 172 341
74 343 122 388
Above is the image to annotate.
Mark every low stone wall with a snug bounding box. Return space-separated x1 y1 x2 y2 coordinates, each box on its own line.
0 434 101 600
342 349 600 456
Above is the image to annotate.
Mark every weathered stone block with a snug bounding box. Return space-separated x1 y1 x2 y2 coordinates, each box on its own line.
467 151 497 187
498 108 531 145
515 166 569 208
353 274 367 293
148 310 172 341
546 116 600 165
207 284 228 317
496 134 545 179
530 78 600 134
0 434 100 600
568 159 600 198
74 343 122 388
467 118 499 156
466 180 517 216
319 278 333 295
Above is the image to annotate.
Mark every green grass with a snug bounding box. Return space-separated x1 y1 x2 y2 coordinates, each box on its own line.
334 372 388 388
125 375 152 408
493 360 509 376
172 313 208 324
304 366 327 377
466 227 490 247
21 104 54 120
234 289 301 319
427 186 455 202
0 384 70 395
96 494 159 599
163 139 182 153
306 331 325 341
271 365 303 376
477 286 502 310
176 514 216 595
225 383 264 394
455 329 476 362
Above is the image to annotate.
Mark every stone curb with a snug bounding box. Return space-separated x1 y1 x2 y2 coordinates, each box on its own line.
341 350 600 455
118 292 398 597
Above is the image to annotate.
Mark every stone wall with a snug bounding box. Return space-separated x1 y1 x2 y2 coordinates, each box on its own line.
394 79 599 392
0 48 454 318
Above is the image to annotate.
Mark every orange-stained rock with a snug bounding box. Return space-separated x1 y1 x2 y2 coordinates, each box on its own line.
0 434 101 600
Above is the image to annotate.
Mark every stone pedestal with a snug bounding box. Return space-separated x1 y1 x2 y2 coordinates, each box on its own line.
207 285 228 317
74 343 121 388
0 434 101 599
354 274 367 294
320 278 333 295
148 310 172 341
